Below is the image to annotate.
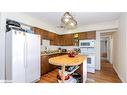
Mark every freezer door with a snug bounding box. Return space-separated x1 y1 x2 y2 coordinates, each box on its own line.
25 33 41 83
11 31 26 82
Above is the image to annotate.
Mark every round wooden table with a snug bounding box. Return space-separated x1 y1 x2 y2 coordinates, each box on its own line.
49 54 86 83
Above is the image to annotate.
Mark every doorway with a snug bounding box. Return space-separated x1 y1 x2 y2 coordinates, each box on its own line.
100 32 114 64
100 37 108 61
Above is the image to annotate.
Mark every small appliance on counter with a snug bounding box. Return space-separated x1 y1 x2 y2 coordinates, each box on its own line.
61 49 67 53
58 47 62 52
74 48 81 53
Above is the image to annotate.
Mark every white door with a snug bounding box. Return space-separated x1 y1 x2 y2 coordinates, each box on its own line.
12 31 26 82
25 33 40 82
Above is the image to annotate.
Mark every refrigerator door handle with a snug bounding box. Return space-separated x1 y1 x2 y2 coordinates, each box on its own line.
25 42 28 68
24 42 26 68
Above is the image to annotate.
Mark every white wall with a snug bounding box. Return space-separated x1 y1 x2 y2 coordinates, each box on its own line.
59 20 119 35
0 13 6 81
113 13 127 82
95 31 101 70
41 45 79 52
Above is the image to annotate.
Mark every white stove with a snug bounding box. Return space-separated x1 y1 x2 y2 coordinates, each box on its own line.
79 40 96 73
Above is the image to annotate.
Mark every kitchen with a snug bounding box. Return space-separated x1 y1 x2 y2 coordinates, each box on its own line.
34 27 96 83
1 0 127 95
0 12 125 83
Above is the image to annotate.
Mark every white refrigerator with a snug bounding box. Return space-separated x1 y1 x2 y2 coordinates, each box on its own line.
6 29 41 83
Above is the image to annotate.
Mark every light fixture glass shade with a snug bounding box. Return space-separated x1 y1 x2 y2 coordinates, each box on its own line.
61 12 77 29
64 18 69 22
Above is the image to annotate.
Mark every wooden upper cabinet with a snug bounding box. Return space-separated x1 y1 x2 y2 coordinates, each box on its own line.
42 30 48 39
60 34 73 46
33 27 96 46
86 31 96 39
48 32 55 41
59 35 64 46
79 31 96 40
79 32 87 40
32 27 41 36
32 27 48 40
55 35 60 46
66 34 74 46
48 32 59 45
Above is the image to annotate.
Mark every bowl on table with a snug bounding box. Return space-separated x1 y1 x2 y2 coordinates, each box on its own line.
68 50 77 57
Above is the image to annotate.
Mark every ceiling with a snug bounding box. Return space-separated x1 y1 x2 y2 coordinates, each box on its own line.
25 12 121 28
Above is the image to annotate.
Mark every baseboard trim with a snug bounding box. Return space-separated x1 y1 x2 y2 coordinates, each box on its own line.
113 65 126 83
0 80 5 83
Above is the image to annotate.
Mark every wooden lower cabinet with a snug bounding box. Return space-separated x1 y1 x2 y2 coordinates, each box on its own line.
41 55 49 75
41 53 67 75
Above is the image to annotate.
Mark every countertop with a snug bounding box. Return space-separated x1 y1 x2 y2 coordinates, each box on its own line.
49 54 86 66
41 52 67 56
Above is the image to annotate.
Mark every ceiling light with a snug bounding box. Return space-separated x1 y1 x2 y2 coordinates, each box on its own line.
60 12 77 29
70 22 74 26
64 12 72 19
64 18 69 22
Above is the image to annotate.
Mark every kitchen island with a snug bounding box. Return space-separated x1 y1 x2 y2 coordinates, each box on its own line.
49 54 87 83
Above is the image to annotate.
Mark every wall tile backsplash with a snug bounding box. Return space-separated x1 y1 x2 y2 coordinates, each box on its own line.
41 45 79 51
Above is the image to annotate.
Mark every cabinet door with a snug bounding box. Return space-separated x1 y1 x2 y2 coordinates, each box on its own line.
41 30 48 39
86 31 96 39
25 33 41 82
41 56 49 75
79 32 87 40
63 35 67 46
33 28 42 38
59 35 64 46
60 34 73 46
50 33 56 45
48 32 55 41
67 34 73 46
48 54 58 71
54 34 60 45
33 27 48 40
49 33 60 45
79 31 96 40
58 35 62 46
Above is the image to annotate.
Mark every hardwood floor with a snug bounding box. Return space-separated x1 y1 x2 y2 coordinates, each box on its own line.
87 60 122 83
38 69 58 83
37 60 122 83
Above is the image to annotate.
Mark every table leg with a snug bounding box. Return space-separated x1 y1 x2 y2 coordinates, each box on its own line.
61 65 65 83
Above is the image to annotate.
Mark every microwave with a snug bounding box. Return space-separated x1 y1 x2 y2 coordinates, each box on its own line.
79 40 95 47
